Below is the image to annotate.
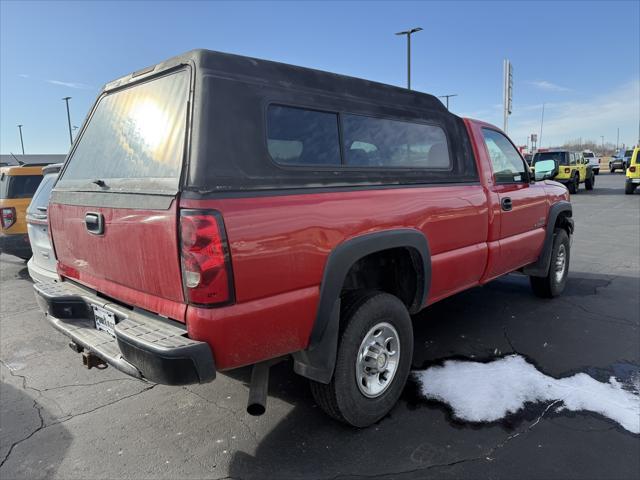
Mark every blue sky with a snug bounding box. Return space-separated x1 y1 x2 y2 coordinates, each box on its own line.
1 0 638 154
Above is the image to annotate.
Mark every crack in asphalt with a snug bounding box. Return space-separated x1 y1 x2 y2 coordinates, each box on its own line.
502 325 518 353
325 400 563 480
558 298 637 327
0 359 142 393
0 360 156 471
0 384 157 470
0 398 44 469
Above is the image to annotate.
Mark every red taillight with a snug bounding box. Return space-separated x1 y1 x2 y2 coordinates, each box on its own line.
179 209 234 306
0 207 16 229
630 166 637 173
564 168 570 174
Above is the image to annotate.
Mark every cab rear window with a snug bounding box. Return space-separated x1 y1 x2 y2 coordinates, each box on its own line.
58 69 190 193
532 152 568 166
0 175 42 199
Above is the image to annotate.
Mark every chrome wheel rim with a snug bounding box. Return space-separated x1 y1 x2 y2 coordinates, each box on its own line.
554 244 567 283
356 322 400 398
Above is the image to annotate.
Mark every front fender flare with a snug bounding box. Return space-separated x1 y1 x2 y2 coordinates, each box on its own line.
523 201 573 277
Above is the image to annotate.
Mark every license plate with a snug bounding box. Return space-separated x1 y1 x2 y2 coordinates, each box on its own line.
632 179 640 184
92 305 117 337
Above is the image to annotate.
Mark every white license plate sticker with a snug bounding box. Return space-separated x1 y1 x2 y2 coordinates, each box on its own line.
92 305 116 337
632 178 640 183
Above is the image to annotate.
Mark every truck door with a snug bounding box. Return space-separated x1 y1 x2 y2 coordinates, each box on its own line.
480 128 548 276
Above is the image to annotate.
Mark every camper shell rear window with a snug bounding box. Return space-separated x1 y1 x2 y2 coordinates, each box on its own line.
57 69 190 194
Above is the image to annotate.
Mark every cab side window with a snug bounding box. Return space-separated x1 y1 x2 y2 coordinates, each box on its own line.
481 128 528 184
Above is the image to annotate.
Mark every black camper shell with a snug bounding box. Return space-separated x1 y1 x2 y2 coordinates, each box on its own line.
65 49 479 199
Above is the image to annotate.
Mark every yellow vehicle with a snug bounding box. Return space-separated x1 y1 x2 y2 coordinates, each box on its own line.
625 146 640 194
0 165 45 259
531 149 594 194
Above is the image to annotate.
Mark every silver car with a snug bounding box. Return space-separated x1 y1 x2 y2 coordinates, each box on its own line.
26 163 62 282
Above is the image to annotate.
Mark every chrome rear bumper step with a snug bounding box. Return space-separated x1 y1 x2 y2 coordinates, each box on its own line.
34 280 215 385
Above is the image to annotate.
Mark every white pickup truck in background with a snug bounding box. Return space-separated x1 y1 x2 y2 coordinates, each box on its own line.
583 150 600 175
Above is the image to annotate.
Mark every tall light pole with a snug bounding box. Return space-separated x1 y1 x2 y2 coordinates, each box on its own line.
395 27 422 90
62 97 73 146
438 94 458 110
600 136 605 150
17 125 25 155
539 103 545 149
616 128 619 150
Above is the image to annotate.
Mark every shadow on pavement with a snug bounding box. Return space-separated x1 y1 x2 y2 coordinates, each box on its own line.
224 271 638 479
0 382 72 480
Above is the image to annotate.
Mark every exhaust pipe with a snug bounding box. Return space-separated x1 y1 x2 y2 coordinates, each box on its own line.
247 361 271 416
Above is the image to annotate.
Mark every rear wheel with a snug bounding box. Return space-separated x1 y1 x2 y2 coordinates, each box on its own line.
585 172 594 190
310 291 413 427
530 228 570 298
625 182 636 195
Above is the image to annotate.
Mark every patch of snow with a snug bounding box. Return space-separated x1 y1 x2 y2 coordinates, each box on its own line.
413 355 640 434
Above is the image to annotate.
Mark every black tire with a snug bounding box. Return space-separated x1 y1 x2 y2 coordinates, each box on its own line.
585 173 594 190
567 175 578 194
594 169 599 175
610 165 615 173
309 290 413 427
530 228 570 298
625 182 636 195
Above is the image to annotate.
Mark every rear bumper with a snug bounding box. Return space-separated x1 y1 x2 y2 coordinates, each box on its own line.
34 280 215 385
0 233 31 259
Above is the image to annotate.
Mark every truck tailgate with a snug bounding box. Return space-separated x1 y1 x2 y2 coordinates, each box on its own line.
49 199 186 321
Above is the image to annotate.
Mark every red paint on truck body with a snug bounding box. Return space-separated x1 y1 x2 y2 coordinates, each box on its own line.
49 118 568 372
49 201 186 322
181 183 489 369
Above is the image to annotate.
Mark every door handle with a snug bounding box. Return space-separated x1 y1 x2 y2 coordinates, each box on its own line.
85 212 104 235
501 197 512 212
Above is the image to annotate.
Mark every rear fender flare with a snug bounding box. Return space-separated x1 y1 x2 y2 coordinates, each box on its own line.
293 229 431 383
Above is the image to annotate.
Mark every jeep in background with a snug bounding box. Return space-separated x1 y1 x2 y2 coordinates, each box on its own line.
34 50 574 427
625 146 640 194
582 150 600 175
531 149 594 193
0 165 45 259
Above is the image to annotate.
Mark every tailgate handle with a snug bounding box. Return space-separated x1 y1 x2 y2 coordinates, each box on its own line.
85 212 104 235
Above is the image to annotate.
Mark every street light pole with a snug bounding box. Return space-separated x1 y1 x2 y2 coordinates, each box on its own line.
438 94 458 110
395 27 423 90
62 97 73 146
601 136 605 150
539 103 545 149
17 125 25 155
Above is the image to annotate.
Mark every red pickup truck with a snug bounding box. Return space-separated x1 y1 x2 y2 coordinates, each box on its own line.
35 50 573 427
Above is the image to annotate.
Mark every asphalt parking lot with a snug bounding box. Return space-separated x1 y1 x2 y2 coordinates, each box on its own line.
1 172 638 480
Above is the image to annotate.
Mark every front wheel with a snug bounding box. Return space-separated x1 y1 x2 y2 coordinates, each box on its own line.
530 228 570 298
594 169 599 175
567 175 578 194
310 291 413 427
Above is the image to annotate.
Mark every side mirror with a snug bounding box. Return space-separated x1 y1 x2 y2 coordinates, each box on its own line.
534 159 558 181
